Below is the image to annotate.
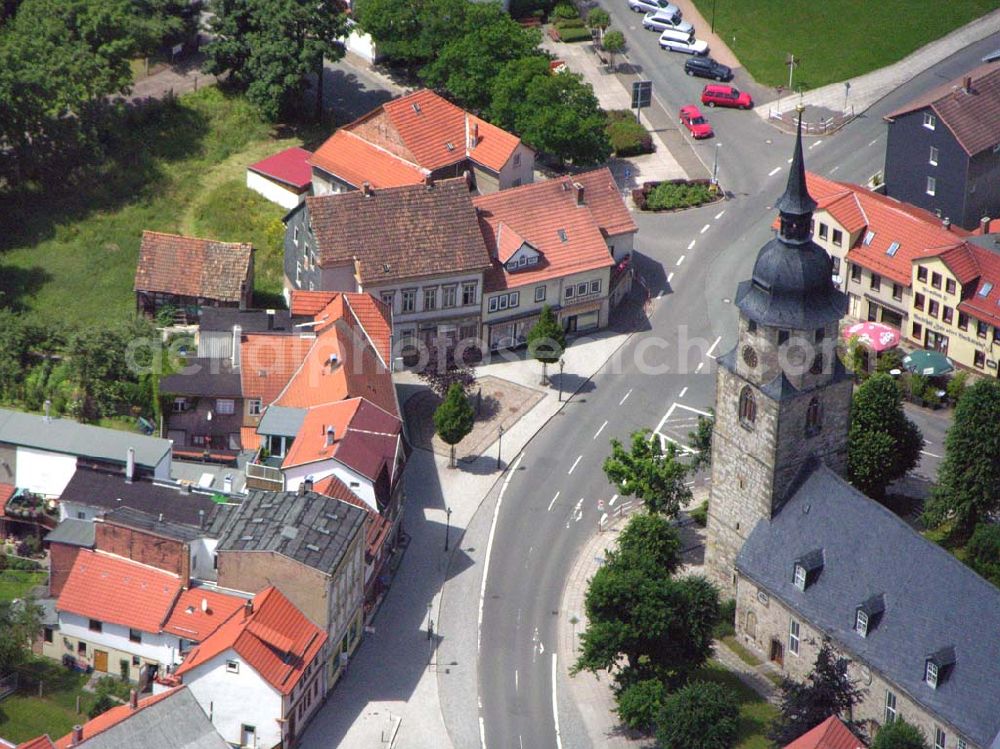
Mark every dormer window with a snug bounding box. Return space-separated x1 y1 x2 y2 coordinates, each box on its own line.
855 609 869 637
925 660 938 688
924 646 955 689
793 564 807 591
855 593 885 637
792 549 824 590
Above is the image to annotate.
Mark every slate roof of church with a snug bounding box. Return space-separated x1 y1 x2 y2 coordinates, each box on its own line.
736 462 1000 749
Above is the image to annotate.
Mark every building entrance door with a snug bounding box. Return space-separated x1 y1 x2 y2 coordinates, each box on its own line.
93 649 108 673
769 638 784 667
925 330 949 354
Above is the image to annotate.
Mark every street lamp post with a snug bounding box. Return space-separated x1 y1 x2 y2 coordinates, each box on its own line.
712 143 722 187
444 506 452 551
710 0 717 33
426 603 433 641
558 358 565 402
496 425 504 471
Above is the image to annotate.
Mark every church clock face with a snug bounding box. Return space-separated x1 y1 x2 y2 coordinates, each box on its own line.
742 345 758 369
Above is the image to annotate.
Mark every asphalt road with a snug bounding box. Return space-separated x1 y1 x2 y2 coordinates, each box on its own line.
473 21 996 749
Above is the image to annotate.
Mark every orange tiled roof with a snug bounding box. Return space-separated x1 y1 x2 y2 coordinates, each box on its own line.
474 169 626 292
800 173 970 286
175 586 327 695
163 587 247 642
51 688 183 749
134 231 253 302
17 737 56 749
572 168 637 237
359 89 522 173
57 550 183 633
240 426 262 452
290 290 339 317
783 715 865 749
933 241 1000 328
344 293 393 369
240 334 313 406
309 129 427 189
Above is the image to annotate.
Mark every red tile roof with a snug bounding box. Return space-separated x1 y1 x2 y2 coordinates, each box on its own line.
344 293 393 369
885 62 1000 156
473 169 628 292
248 146 313 189
783 715 866 749
17 737 56 749
356 89 522 173
57 550 183 632
51 687 182 749
163 587 247 642
802 173 971 286
305 177 491 285
309 129 427 190
240 334 314 406
290 290 339 316
0 482 16 517
175 586 327 695
240 426 262 452
932 241 1000 327
134 231 253 302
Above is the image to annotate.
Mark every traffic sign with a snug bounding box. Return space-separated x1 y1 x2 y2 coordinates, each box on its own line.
631 80 652 110
597 499 605 512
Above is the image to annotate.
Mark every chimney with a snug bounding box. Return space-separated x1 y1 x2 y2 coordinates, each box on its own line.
943 217 952 231
129 689 138 709
44 399 52 422
468 122 479 149
325 426 335 447
125 447 135 483
244 599 253 617
963 75 973 93
231 324 242 371
361 181 372 197
981 216 992 235
201 597 209 613
70 725 84 746
574 182 585 206
462 169 472 189
423 174 434 189
297 482 307 496
266 309 276 331
303 477 314 492
198 508 205 529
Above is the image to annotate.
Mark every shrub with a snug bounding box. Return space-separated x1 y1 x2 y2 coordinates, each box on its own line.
555 16 585 29
607 118 653 157
657 681 740 749
553 24 592 42
871 718 930 749
946 371 969 403
966 522 1000 587
646 181 714 211
615 678 666 733
713 598 736 638
690 499 708 527
89 694 117 719
587 7 610 29
875 348 903 374
551 3 579 20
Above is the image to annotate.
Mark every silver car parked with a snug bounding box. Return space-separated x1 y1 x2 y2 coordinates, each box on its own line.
642 9 693 33
627 0 680 16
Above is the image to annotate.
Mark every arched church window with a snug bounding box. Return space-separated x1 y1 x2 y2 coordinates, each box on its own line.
739 386 756 429
805 397 823 436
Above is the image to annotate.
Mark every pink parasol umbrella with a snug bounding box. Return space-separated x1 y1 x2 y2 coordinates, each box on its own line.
842 321 901 352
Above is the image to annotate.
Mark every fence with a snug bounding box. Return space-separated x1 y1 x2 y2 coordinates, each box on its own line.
767 107 857 135
0 672 18 702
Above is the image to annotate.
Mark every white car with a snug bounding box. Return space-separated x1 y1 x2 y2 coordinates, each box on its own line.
642 9 693 33
659 30 709 55
628 0 679 15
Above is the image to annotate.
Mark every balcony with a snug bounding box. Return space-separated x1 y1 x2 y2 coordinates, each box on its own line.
245 455 285 492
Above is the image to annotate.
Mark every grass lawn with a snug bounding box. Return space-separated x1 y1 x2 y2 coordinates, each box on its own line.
0 660 98 744
722 635 762 667
691 0 999 90
694 662 778 749
0 86 306 330
0 571 46 602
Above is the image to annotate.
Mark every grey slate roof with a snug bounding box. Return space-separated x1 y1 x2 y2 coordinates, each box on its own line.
217 488 366 576
159 358 242 397
775 116 818 217
0 408 171 469
257 405 307 437
44 518 96 548
716 349 852 402
199 307 305 334
73 686 228 749
736 462 1000 749
102 506 208 542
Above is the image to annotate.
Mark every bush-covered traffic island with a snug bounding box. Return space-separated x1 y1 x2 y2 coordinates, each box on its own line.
633 180 722 211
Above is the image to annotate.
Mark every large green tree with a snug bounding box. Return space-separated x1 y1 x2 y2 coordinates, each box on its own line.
419 3 539 111
434 382 475 467
490 63 611 165
204 0 347 121
965 522 1000 587
0 598 43 675
768 639 864 746
924 379 1000 536
847 373 923 501
656 681 740 749
687 408 714 471
871 719 930 749
526 304 565 386
604 430 692 516
353 0 471 70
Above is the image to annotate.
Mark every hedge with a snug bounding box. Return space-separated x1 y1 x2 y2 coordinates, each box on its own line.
606 111 653 157
554 25 593 42
632 180 717 211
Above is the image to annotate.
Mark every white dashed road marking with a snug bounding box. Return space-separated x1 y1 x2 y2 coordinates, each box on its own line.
770 166 783 176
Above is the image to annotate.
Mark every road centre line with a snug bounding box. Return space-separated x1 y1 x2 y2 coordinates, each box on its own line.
688 239 696 250
715 210 725 220
706 336 722 359
619 389 633 406
696 362 704 373
478 452 523 653
568 455 582 474
594 420 608 440
547 491 560 512
809 139 823 149
679 386 688 398
770 166 783 176
676 255 685 266
700 224 710 234
868 138 879 147
515 669 518 692
667 272 675 284
552 654 563 749
921 449 942 458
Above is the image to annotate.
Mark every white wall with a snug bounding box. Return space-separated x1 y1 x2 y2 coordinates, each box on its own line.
606 231 635 263
190 538 219 582
283 460 376 512
246 171 305 211
59 611 182 667
496 143 535 190
345 25 376 63
59 501 99 522
16 447 77 496
183 649 284 749
153 451 171 481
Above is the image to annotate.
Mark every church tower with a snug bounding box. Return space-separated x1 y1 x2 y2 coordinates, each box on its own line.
705 114 853 589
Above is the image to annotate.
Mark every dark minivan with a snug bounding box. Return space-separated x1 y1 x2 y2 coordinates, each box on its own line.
684 56 732 81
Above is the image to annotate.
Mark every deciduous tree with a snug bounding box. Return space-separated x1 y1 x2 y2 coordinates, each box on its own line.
601 29 625 72
526 304 565 385
656 681 740 749
768 639 864 746
614 678 665 733
434 382 475 467
924 379 1000 536
687 408 714 471
871 719 930 749
604 430 692 517
0 598 43 675
847 373 923 501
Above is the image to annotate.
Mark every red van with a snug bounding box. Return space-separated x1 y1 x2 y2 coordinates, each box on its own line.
700 84 753 110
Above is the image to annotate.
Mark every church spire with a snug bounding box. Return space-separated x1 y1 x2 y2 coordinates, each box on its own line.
775 108 817 244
